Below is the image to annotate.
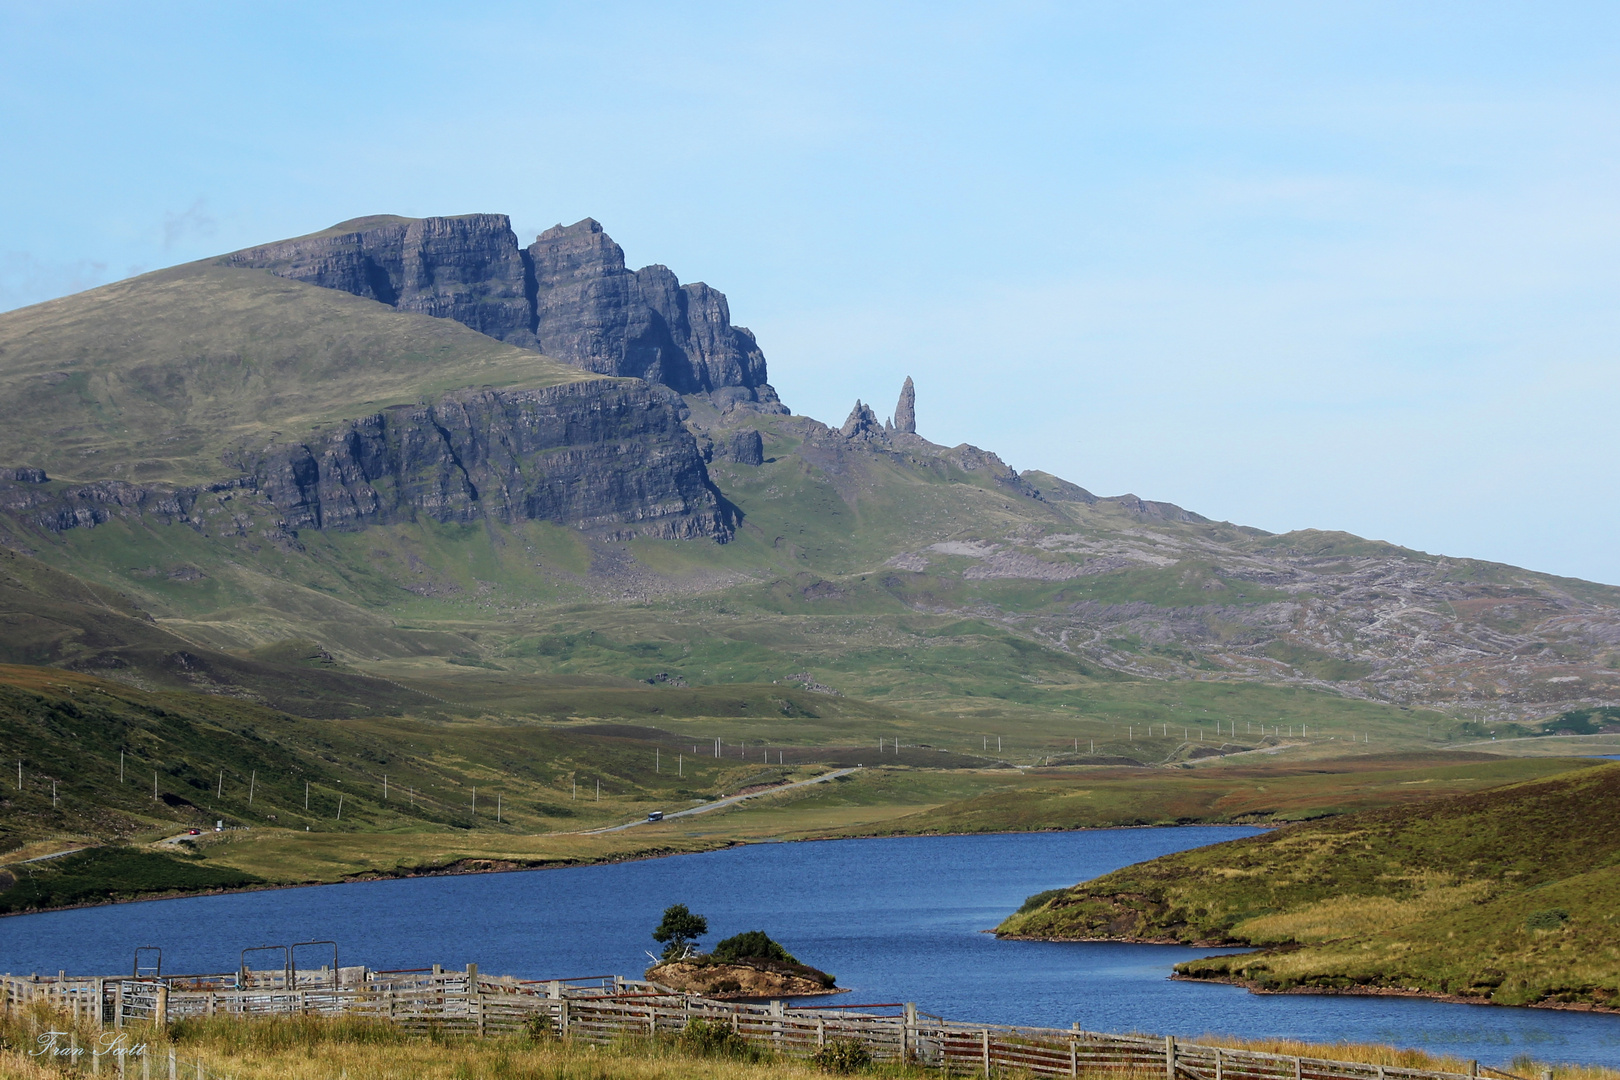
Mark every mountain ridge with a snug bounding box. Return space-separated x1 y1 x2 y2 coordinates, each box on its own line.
0 213 1615 730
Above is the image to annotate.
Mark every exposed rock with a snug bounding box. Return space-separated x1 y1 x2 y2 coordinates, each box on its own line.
783 672 842 696
1100 494 1208 524
246 380 733 541
226 214 536 347
892 376 916 434
11 468 47 484
840 400 883 439
227 214 787 405
0 384 732 543
529 219 778 399
646 959 839 999
0 477 211 533
711 429 764 466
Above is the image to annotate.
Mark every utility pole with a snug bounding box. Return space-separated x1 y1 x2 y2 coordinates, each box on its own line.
218 771 223 798
595 779 600 801
656 748 660 773
383 775 388 800
679 754 683 777
337 795 343 821
472 787 476 817
497 794 501 823
305 781 309 811
120 751 124 784
153 770 158 802
248 770 255 806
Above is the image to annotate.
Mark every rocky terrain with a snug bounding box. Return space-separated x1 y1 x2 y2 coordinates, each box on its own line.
228 214 784 404
646 960 839 1000
0 211 1614 729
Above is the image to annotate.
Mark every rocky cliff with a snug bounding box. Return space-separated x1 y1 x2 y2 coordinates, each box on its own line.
227 214 784 404
2 381 732 544
246 380 731 541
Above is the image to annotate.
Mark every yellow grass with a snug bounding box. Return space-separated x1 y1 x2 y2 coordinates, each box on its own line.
1234 876 1495 944
4 1006 1617 1080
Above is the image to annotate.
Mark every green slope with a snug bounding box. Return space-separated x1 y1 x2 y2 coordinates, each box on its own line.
0 261 587 486
997 761 1620 1008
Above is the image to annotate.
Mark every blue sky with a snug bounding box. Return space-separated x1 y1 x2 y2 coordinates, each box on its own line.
3 2 1618 583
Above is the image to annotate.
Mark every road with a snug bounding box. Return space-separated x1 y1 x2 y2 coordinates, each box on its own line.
583 767 860 834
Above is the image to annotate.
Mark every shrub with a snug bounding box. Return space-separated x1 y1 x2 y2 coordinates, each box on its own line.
1524 908 1570 931
677 1016 749 1057
1015 887 1067 914
522 1012 553 1041
712 930 795 964
813 1037 873 1073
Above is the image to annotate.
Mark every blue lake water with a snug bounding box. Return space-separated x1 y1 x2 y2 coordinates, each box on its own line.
4 828 1618 1068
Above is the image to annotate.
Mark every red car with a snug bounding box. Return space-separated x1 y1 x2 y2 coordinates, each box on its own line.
187 829 201 836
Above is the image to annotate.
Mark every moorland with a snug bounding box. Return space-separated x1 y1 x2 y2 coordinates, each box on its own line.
0 213 1617 1011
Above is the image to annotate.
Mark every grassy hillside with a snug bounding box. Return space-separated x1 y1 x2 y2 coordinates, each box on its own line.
997 761 1620 1009
0 262 587 486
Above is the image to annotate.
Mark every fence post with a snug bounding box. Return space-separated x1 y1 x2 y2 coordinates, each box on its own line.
1294 1056 1302 1080
558 997 569 1039
114 982 124 1029
1069 1023 1079 1077
168 1047 177 1080
904 1003 916 1061
1215 1046 1223 1080
817 1017 825 1048
1166 1035 1177 1080
982 1029 991 1078
1470 1064 1478 1080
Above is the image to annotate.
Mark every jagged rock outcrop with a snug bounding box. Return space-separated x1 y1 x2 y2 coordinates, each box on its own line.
529 219 781 401
227 214 786 405
708 429 764 466
840 400 883 439
891 376 916 434
225 214 536 346
245 380 732 541
0 476 216 533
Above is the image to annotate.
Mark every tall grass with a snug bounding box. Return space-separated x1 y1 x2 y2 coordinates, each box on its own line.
2 1008 1616 1080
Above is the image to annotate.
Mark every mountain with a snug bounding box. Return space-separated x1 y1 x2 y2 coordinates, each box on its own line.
0 212 1615 732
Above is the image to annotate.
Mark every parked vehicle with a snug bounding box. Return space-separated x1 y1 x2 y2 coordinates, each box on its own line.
647 811 664 822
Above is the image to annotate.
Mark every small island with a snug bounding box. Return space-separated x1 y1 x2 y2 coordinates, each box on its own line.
644 906 841 1000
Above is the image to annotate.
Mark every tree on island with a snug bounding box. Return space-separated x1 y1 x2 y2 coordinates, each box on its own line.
652 903 709 961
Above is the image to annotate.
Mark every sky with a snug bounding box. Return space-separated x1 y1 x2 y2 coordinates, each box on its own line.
2 2 1617 583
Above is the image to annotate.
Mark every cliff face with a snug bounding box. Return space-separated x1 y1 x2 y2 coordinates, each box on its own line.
225 214 536 346
227 214 782 403
3 382 732 543
247 380 732 541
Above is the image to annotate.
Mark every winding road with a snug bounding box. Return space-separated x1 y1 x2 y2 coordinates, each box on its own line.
583 767 860 834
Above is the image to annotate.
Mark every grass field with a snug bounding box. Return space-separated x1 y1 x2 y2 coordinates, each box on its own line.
997 761 1620 1009
1 648 1596 909
2 1007 1614 1080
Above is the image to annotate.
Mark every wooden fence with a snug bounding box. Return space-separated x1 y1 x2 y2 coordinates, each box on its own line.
1 966 1505 1080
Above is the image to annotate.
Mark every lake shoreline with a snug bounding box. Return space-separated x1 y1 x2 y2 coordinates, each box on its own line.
0 822 1268 920
1168 972 1620 1016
